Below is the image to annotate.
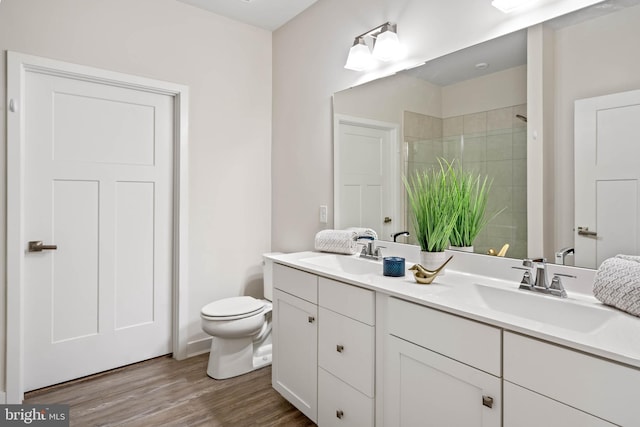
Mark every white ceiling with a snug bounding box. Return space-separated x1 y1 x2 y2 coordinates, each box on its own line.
405 30 528 87
545 0 640 28
177 0 318 31
404 0 640 87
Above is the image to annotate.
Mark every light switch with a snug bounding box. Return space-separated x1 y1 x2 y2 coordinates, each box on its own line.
320 205 328 224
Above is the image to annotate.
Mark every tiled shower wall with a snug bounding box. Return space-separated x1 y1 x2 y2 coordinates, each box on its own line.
404 104 527 259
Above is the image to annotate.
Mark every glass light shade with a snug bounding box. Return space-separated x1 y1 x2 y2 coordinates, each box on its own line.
372 28 400 61
345 39 375 71
491 0 535 13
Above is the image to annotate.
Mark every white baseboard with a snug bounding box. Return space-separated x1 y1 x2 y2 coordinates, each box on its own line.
186 337 212 358
0 391 6 404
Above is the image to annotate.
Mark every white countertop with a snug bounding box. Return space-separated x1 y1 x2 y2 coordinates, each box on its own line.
267 250 640 370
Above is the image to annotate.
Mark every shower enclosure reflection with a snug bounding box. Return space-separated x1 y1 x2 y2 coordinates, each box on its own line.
404 105 527 259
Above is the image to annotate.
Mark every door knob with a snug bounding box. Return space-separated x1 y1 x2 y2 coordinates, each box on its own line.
384 216 392 223
28 241 58 252
577 226 597 237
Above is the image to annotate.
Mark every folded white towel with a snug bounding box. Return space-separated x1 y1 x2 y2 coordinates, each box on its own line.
345 227 378 240
615 254 640 263
593 254 640 317
314 230 358 255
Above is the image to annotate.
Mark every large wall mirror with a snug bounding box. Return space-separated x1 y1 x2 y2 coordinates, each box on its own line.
333 0 640 269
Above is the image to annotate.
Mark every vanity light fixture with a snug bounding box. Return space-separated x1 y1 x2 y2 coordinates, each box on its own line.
371 23 400 61
345 37 376 71
491 0 537 13
344 22 402 71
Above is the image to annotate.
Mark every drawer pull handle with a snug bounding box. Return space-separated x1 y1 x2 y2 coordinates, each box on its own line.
308 316 315 323
336 344 344 353
336 410 344 419
482 395 494 409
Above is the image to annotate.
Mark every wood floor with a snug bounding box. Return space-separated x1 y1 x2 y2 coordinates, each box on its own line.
25 353 316 427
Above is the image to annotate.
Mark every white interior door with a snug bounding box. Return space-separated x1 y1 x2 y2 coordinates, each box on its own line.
23 68 174 391
575 90 640 269
334 117 400 240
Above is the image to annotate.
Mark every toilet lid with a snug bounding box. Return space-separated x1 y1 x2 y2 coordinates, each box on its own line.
201 296 265 318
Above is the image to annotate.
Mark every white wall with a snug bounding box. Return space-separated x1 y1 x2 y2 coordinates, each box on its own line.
526 24 557 261
334 65 526 123
272 0 602 253
553 4 640 252
334 73 442 123
0 0 272 393
442 65 527 118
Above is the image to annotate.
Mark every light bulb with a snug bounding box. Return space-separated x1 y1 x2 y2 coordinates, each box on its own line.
345 38 375 71
372 27 400 61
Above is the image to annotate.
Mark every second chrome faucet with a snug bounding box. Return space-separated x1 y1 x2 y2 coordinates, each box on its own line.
513 258 574 298
358 236 384 260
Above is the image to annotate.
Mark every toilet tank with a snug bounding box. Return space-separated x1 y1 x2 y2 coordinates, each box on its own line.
263 253 282 301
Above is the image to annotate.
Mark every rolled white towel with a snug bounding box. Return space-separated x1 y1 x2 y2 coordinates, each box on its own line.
615 254 640 263
345 227 378 240
314 229 358 255
593 254 640 317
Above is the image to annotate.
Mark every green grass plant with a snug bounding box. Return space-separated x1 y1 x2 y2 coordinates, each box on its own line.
449 167 504 248
404 160 461 253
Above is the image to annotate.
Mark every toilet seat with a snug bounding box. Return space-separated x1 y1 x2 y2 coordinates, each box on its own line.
201 296 265 321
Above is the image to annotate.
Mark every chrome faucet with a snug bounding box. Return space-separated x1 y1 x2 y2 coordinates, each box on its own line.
357 236 384 260
555 247 575 265
512 258 574 298
525 258 549 289
392 231 410 242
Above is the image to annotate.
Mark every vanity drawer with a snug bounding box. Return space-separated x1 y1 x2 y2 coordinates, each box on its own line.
504 332 640 427
318 307 375 397
273 264 318 304
388 297 501 376
319 277 375 325
504 381 615 427
318 367 374 427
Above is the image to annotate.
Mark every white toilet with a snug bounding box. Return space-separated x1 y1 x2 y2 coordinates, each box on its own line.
200 257 275 379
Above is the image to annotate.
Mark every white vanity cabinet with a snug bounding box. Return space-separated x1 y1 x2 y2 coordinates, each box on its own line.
272 264 319 422
384 297 502 427
503 332 640 427
272 264 376 426
317 277 375 426
503 382 615 427
271 254 640 427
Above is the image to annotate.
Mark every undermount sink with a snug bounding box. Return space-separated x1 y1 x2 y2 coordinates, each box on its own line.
301 254 383 275
298 253 617 334
454 283 616 333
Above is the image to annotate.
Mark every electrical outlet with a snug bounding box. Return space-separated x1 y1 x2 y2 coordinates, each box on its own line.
320 205 328 224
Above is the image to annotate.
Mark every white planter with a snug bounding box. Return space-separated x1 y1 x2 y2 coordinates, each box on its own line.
420 251 448 275
449 245 474 253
